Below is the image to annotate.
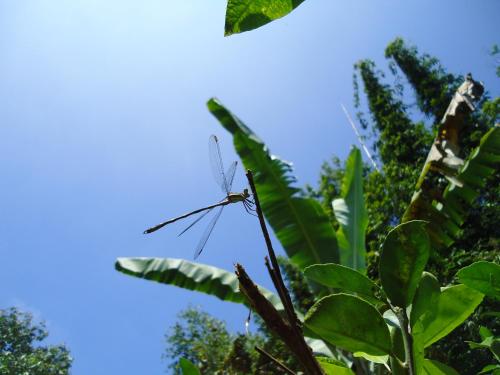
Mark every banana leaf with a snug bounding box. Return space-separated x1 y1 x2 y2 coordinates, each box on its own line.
207 98 339 270
115 257 283 310
224 0 305 36
403 125 499 250
115 257 334 356
332 146 367 273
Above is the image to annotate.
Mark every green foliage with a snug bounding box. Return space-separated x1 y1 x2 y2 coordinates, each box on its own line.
307 38 500 372
403 123 500 252
223 334 255 374
352 59 433 271
422 359 459 375
124 37 498 374
0 307 72 375
385 37 460 121
379 221 430 307
165 307 233 374
410 272 440 327
165 307 295 374
457 261 500 300
413 284 484 348
179 358 201 375
208 97 339 269
224 0 305 36
304 263 380 306
278 256 316 314
354 60 432 168
316 356 355 375
491 44 500 78
332 147 368 273
467 326 500 363
305 294 391 356
302 217 483 373
115 257 283 310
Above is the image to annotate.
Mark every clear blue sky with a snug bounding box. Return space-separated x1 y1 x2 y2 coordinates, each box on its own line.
0 1 498 374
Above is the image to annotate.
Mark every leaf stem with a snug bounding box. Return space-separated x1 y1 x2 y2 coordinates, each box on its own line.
395 307 415 375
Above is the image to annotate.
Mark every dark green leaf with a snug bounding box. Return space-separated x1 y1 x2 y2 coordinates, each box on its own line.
478 364 500 375
305 294 391 356
179 358 201 375
379 220 430 307
410 274 440 374
332 147 368 273
115 257 283 310
457 261 500 300
410 272 440 327
304 263 380 305
224 0 305 36
208 98 338 269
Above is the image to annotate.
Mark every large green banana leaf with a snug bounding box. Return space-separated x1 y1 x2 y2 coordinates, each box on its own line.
403 125 499 250
115 257 335 356
332 147 367 273
207 98 339 270
115 257 283 310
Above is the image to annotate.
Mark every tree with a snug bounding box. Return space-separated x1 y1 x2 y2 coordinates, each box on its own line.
165 306 233 374
0 307 72 375
164 306 295 374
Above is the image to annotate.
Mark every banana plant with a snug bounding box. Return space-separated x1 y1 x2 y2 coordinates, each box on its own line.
303 220 485 374
402 75 499 251
332 146 368 274
403 125 499 250
208 98 339 270
116 99 341 358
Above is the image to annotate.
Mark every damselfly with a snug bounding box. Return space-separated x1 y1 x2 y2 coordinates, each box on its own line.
144 135 254 258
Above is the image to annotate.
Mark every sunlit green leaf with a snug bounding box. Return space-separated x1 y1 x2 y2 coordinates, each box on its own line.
208 98 338 270
316 356 354 375
332 147 368 273
457 261 500 300
379 220 430 307
478 364 500 375
353 352 388 364
179 358 201 375
224 0 305 36
115 257 283 310
304 263 380 305
417 284 484 348
305 294 391 356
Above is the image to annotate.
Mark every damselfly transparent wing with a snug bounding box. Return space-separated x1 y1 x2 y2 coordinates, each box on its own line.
194 205 224 259
225 161 238 192
177 161 237 237
177 207 214 237
209 135 230 194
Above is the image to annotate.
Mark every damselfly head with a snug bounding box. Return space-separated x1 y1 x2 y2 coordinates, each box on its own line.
243 188 250 198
